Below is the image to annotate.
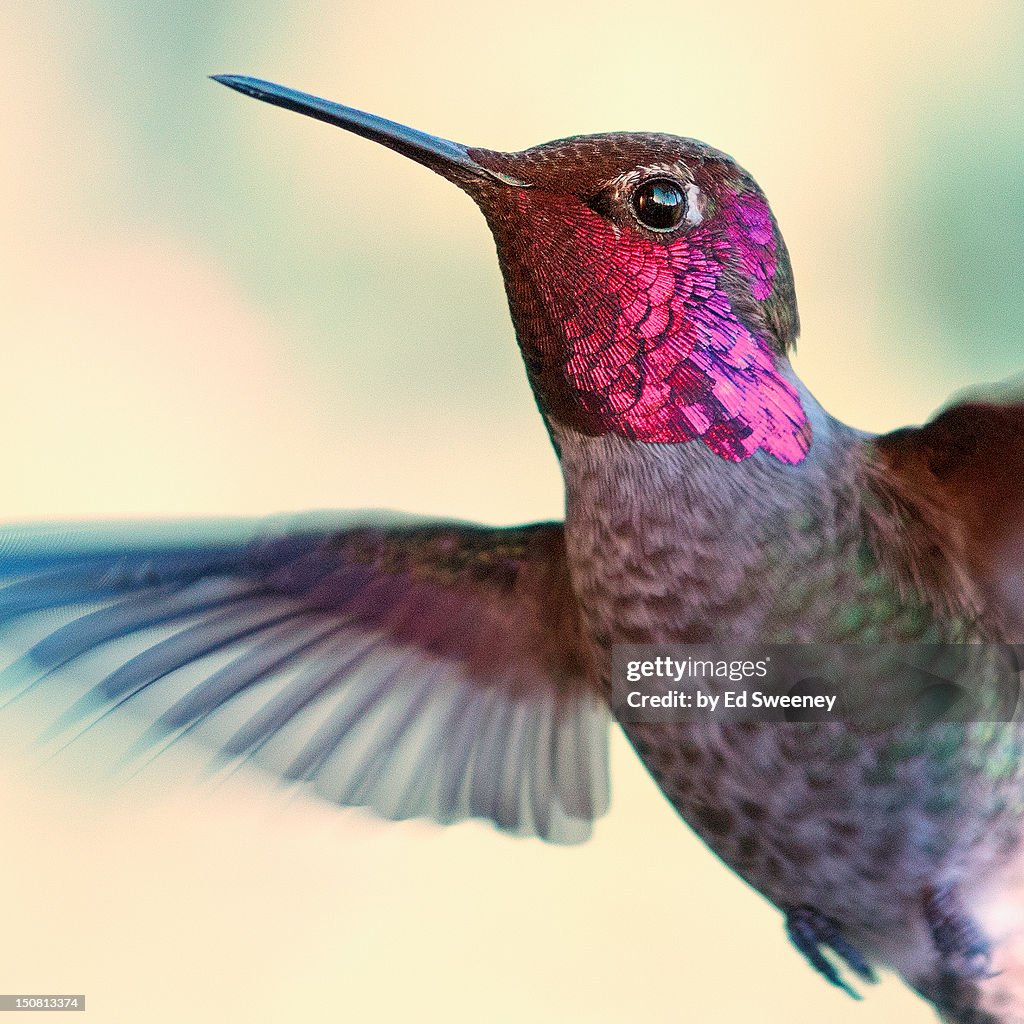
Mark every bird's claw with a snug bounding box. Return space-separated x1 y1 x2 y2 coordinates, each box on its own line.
923 884 996 980
784 905 878 999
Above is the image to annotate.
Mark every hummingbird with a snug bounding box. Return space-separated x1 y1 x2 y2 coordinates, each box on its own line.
1 75 1023 1023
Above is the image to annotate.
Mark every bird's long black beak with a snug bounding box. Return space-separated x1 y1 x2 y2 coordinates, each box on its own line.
212 75 526 188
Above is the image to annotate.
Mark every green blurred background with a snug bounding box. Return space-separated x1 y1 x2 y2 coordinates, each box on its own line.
1 2 1021 1022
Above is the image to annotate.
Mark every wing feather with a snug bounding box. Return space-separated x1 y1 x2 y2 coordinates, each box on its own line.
0 512 609 843
875 381 1024 637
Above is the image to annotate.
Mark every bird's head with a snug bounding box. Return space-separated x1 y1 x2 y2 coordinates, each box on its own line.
215 77 810 464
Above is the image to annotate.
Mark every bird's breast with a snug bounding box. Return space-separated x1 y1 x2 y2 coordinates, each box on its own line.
555 424 1024 984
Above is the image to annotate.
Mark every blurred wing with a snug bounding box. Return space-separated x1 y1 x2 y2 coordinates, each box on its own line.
0 511 609 843
876 379 1024 635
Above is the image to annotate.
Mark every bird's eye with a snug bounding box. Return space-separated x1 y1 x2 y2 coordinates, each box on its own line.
631 178 687 232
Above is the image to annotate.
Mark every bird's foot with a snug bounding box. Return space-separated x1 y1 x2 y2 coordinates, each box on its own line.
923 884 996 980
784 905 878 999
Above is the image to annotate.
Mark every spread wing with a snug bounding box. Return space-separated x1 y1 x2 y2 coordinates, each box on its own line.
0 511 609 843
875 378 1024 636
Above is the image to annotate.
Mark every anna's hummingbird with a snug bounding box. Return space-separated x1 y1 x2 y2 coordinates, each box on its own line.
2 76 1023 1023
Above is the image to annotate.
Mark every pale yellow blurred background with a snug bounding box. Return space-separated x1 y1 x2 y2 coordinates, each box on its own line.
2 2 1022 1022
